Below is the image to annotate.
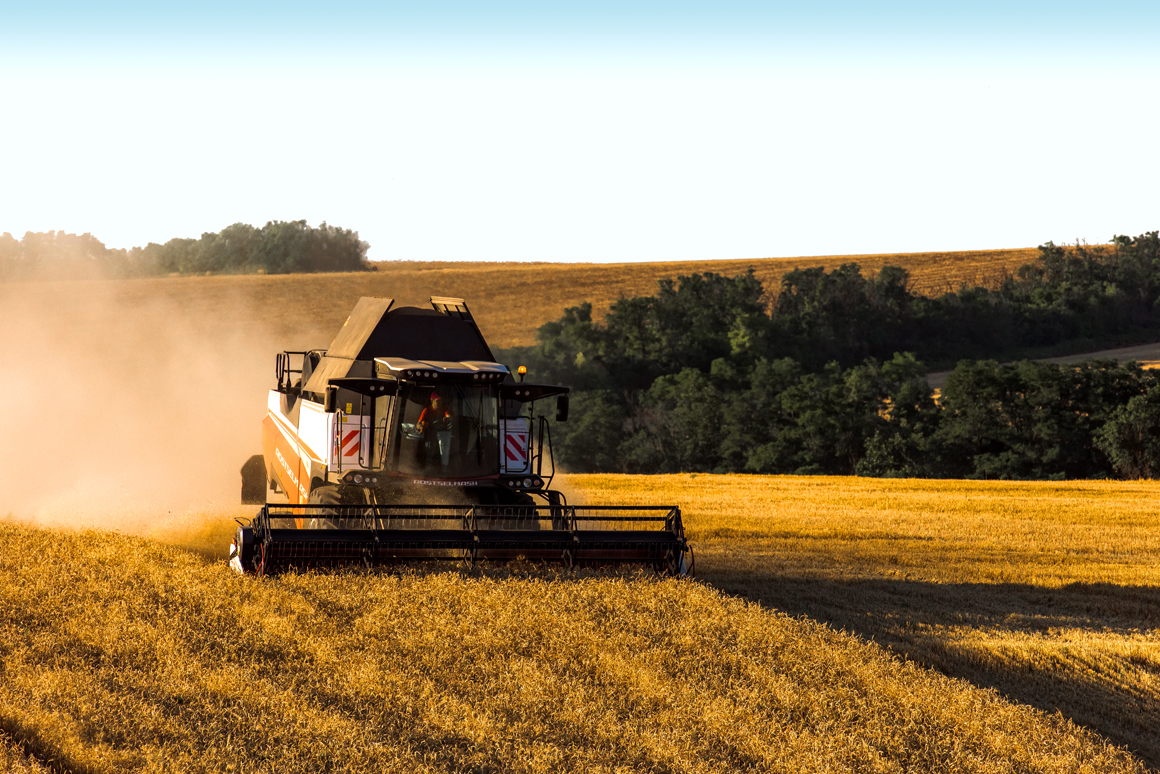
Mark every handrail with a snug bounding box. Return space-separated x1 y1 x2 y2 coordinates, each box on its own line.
276 350 310 393
536 415 558 490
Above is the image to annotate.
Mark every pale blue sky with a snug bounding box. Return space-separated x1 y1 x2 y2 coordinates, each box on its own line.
1 1 1157 261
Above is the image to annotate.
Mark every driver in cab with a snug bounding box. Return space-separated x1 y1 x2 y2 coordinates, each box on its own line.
416 392 453 470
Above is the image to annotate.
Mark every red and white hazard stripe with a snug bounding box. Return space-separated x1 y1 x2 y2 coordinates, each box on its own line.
333 415 368 469
505 431 528 469
342 429 360 458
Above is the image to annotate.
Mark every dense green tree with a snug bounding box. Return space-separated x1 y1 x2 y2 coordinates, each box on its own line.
1096 384 1160 479
768 264 916 369
503 235 1160 479
758 360 889 475
620 369 724 473
509 302 610 392
717 357 802 471
547 391 627 473
602 270 768 385
855 353 943 477
934 360 1153 479
0 221 369 279
4 230 116 279
513 271 769 394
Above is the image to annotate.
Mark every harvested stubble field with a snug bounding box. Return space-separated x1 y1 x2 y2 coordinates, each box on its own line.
571 474 1160 767
2 475 1158 773
0 246 1037 350
1 730 50 773
926 341 1160 390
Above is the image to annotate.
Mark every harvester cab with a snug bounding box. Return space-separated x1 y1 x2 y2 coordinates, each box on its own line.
231 296 690 576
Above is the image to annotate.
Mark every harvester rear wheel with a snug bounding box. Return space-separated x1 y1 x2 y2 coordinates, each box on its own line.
240 454 266 504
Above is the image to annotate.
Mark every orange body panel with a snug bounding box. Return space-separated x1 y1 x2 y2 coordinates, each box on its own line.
262 413 310 504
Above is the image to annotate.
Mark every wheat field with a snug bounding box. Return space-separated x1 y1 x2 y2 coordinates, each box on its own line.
2 474 1158 772
3 246 1155 772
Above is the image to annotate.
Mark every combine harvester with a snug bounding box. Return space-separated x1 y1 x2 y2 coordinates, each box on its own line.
230 297 690 576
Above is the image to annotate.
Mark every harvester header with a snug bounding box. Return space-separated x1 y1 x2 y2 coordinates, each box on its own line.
231 296 690 576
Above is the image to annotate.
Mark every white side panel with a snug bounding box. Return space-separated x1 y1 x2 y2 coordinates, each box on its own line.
267 389 294 427
298 399 333 463
501 417 531 474
290 396 373 473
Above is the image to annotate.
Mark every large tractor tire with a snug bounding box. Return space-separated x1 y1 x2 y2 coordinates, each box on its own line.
240 455 266 504
307 484 371 529
308 485 344 506
307 485 343 529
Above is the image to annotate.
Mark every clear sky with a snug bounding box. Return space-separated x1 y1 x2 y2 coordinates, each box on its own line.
1 1 1157 262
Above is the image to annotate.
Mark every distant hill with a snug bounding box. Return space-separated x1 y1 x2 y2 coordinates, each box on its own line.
368 245 1039 337
0 245 1039 348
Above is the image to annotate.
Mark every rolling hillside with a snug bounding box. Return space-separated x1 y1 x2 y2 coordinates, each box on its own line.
0 246 1038 349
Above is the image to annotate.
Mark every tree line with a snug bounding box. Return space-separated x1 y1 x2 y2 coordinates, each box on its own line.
498 232 1160 479
0 220 370 280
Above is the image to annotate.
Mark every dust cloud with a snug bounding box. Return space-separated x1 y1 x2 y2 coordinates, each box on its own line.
0 278 302 536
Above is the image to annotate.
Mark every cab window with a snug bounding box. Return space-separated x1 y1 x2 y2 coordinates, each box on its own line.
394 383 499 477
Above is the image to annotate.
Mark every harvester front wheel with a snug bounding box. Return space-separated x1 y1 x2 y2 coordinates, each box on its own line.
308 485 343 505
308 485 372 529
307 485 343 529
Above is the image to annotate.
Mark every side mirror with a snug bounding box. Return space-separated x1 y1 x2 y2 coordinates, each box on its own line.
324 386 338 413
556 394 570 422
